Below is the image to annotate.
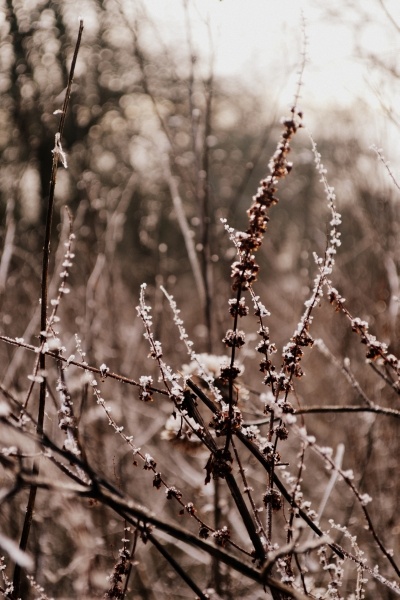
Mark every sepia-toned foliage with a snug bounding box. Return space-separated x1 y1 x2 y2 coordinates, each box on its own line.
1 2 400 599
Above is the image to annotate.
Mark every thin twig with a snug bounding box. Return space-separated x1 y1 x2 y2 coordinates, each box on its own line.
294 404 400 419
186 378 345 560
12 20 84 599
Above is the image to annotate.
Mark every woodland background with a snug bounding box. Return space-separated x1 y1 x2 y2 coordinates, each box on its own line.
1 1 400 598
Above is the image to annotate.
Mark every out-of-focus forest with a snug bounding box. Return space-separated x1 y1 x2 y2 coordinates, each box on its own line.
1 1 400 599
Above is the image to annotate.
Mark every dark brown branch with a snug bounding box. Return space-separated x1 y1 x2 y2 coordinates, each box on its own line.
0 337 167 396
184 392 266 562
186 378 345 561
294 405 400 419
12 21 84 599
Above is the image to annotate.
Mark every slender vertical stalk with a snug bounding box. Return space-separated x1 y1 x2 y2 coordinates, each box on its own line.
199 77 213 353
12 21 84 598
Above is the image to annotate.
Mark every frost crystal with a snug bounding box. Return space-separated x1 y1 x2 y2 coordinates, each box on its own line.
100 363 110 378
359 493 372 506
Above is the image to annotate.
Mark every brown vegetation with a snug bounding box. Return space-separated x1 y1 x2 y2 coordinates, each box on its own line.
1 3 400 599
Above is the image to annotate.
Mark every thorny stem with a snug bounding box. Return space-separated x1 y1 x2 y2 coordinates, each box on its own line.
256 32 309 556
12 20 84 599
0 337 157 390
286 442 307 560
3 444 309 600
266 408 276 543
222 106 302 547
211 477 223 592
327 286 400 393
224 285 243 456
182 390 265 561
188 340 400 581
88 380 241 555
224 114 300 457
231 438 268 546
7 445 262 584
137 286 267 561
186 378 345 560
121 531 138 599
223 36 306 476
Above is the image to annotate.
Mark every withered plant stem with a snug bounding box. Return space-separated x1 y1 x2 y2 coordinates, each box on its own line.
12 20 84 599
186 378 345 561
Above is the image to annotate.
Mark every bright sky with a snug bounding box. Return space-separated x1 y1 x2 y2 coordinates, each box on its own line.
141 0 400 140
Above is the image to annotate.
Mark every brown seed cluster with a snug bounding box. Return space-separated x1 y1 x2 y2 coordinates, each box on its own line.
222 329 246 348
210 405 243 436
263 488 283 512
282 328 314 379
230 111 302 294
213 526 231 547
204 449 233 484
219 364 242 382
105 547 131 599
228 297 249 317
